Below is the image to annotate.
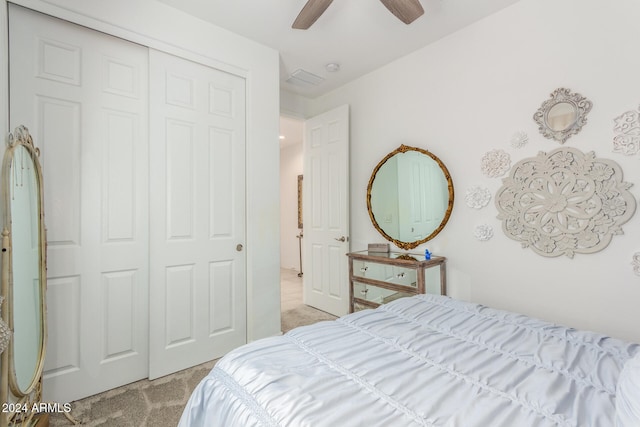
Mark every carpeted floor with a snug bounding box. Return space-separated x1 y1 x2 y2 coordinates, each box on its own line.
48 268 336 426
49 359 217 427
280 268 336 333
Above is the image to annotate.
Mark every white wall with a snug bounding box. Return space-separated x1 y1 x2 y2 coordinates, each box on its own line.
309 0 640 343
280 142 303 271
280 89 312 120
2 0 282 342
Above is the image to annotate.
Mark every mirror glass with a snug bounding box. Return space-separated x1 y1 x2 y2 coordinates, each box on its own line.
10 144 42 392
367 145 454 250
546 102 577 131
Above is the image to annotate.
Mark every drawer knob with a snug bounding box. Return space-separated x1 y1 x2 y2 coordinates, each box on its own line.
397 272 405 278
360 266 368 273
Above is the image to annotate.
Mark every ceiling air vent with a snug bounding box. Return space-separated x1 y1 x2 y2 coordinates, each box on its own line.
286 69 324 86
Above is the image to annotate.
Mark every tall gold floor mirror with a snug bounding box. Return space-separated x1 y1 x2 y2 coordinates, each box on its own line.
0 126 48 427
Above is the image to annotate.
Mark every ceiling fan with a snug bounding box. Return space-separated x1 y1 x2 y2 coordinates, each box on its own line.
292 0 424 29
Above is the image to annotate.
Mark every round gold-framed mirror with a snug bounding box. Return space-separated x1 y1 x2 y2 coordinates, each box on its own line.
367 145 454 250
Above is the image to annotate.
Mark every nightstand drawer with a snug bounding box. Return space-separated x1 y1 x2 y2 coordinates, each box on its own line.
353 301 376 312
353 281 415 305
352 259 417 287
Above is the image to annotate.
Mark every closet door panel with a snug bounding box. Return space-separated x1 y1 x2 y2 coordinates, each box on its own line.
37 97 82 246
165 119 196 240
103 111 137 241
45 276 81 375
102 270 137 359
9 5 149 403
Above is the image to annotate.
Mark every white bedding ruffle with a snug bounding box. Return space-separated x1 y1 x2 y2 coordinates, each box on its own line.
179 294 639 427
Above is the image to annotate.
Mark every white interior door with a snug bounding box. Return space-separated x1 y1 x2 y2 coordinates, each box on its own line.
302 105 350 316
148 50 247 379
397 153 447 241
9 5 149 402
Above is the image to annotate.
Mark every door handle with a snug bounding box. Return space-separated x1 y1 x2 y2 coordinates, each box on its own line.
236 244 244 252
334 236 347 242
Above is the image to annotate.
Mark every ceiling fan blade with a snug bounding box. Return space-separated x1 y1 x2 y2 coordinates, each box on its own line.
379 0 424 24
292 0 334 29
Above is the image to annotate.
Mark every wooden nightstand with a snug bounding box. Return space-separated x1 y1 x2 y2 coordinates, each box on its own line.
347 251 446 313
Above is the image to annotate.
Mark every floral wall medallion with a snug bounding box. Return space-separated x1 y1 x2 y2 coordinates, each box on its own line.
474 224 494 241
613 106 640 156
465 186 491 209
495 147 636 258
510 131 529 149
533 88 592 144
481 149 511 178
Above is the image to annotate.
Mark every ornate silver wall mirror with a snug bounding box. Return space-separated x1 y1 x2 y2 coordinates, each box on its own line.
0 126 48 426
533 88 592 143
367 145 454 250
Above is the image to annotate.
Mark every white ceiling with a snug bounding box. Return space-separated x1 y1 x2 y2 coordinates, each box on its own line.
156 0 523 99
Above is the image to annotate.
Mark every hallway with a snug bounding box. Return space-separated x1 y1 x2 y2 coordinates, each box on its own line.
280 268 336 333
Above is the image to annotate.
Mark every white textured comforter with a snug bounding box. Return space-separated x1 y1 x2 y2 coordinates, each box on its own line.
179 294 639 427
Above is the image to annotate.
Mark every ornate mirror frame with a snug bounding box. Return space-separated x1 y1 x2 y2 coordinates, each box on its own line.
0 126 47 426
533 88 592 144
367 144 454 250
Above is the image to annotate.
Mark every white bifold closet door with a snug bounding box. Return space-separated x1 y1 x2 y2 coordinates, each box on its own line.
9 5 150 403
148 50 247 380
9 5 247 402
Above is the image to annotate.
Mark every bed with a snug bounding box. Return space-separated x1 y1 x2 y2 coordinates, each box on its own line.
179 294 640 427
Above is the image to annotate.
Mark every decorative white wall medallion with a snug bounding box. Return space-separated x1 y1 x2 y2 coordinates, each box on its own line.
510 131 529 148
632 253 640 276
495 147 636 258
613 106 640 156
481 149 511 178
474 224 494 241
465 186 492 209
